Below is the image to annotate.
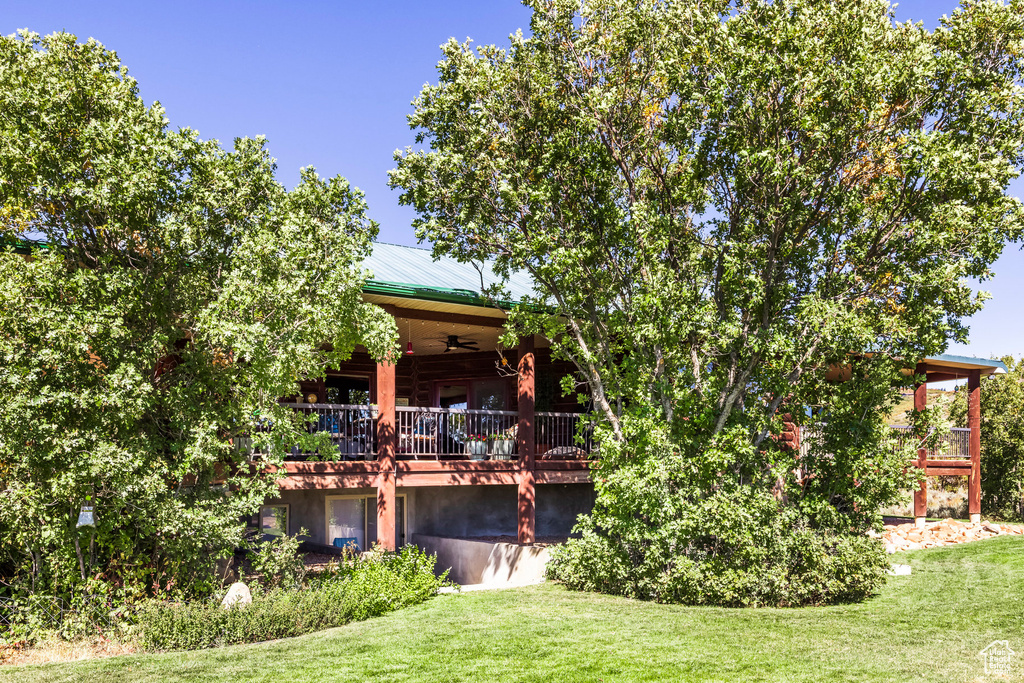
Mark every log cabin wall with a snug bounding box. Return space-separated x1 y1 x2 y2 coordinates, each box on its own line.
295 348 583 412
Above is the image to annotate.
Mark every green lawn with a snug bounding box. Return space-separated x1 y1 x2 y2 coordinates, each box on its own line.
5 537 1024 682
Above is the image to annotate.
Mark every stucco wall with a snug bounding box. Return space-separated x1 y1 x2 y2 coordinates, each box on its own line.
537 483 596 537
413 483 594 539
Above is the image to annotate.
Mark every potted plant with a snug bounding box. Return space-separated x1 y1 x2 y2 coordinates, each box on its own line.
466 434 489 459
489 432 514 460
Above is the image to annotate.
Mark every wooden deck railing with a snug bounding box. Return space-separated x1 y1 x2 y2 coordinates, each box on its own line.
272 404 595 462
799 424 971 460
396 406 518 460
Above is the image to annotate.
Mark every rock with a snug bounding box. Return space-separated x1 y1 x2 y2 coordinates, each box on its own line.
887 564 912 576
222 581 252 609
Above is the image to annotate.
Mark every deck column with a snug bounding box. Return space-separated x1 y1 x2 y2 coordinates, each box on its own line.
968 369 982 524
517 336 536 545
914 363 928 528
376 361 397 550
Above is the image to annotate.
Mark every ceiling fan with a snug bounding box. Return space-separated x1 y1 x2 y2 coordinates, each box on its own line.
443 334 480 352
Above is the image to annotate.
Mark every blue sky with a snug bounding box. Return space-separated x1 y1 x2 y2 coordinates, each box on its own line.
4 1 1022 359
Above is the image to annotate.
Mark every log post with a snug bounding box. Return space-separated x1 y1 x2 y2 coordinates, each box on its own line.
914 363 928 528
376 361 397 550
517 336 536 545
968 369 982 524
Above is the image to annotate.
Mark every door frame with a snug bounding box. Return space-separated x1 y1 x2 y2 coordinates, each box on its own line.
324 493 408 549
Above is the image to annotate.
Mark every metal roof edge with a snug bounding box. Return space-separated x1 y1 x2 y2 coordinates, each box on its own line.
362 280 520 310
924 354 1008 374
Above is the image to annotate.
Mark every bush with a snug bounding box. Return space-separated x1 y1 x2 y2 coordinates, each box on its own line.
547 491 889 608
247 529 308 590
136 545 451 651
546 424 891 608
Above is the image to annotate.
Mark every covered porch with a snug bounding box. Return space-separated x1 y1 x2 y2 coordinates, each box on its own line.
277 295 594 551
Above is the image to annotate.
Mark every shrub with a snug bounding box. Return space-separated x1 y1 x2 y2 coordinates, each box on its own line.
247 529 308 590
137 545 451 651
548 496 889 607
546 424 891 608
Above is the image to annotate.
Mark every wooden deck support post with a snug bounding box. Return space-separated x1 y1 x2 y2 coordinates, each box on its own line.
517 336 536 545
914 363 928 528
376 361 397 550
968 369 982 524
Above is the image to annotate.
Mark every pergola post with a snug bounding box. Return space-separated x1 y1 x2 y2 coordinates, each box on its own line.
914 363 928 528
376 361 397 550
517 336 536 545
968 369 982 524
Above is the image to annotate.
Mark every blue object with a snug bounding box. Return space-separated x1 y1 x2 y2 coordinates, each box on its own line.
333 537 359 551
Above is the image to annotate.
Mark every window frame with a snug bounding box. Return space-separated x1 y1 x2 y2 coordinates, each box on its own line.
324 494 407 550
259 503 290 538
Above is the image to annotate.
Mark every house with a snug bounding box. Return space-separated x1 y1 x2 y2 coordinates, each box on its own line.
257 242 1006 562
257 242 596 558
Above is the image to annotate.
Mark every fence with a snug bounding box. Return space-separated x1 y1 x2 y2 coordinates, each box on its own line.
799 425 972 460
0 595 136 639
889 425 971 459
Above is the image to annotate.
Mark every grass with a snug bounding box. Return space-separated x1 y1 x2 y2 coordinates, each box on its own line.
5 537 1024 682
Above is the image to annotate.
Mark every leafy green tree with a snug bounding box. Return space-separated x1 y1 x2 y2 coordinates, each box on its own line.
951 356 1024 520
0 31 396 600
391 0 1024 604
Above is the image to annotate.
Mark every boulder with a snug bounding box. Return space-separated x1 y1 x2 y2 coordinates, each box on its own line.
221 581 252 609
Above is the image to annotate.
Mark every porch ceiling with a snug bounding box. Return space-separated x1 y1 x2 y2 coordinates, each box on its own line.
361 295 549 356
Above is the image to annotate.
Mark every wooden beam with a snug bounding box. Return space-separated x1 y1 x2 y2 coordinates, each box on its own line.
379 304 507 329
397 461 518 473
968 369 982 522
518 336 536 544
914 363 928 525
535 460 590 471
921 459 973 470
921 372 962 383
397 471 519 487
923 467 973 477
535 470 591 485
280 461 379 475
376 362 397 550
918 363 976 377
278 474 378 490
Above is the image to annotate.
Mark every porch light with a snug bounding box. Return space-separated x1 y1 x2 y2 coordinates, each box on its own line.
406 341 414 355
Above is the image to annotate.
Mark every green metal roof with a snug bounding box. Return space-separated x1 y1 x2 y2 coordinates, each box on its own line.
924 354 1007 374
363 242 536 307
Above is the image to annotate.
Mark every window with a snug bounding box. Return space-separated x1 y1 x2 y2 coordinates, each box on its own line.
435 379 509 411
325 375 371 405
326 495 406 552
259 504 289 538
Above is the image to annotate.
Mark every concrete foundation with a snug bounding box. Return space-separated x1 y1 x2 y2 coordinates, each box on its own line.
415 534 552 586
